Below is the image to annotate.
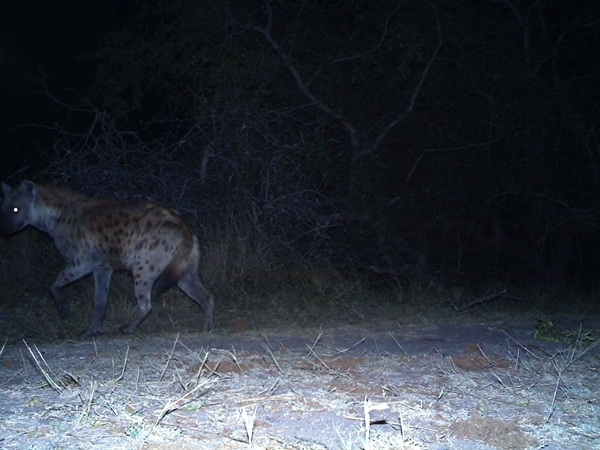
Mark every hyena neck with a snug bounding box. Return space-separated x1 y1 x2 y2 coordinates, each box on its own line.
32 184 83 236
31 200 62 236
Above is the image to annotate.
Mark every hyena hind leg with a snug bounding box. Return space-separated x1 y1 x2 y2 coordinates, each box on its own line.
177 272 214 332
120 281 153 335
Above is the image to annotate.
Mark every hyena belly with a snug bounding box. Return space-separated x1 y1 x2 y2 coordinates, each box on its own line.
0 181 214 337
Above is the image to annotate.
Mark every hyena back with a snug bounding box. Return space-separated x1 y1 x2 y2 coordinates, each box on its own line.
0 180 214 336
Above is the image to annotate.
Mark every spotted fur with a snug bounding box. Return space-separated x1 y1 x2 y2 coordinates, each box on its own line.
1 180 213 336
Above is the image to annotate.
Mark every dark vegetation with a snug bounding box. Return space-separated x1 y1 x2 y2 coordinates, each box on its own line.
2 0 600 333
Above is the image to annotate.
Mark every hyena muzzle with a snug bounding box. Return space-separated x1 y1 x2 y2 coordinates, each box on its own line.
0 180 214 337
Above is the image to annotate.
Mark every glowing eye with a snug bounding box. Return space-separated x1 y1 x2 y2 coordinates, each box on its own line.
12 207 19 213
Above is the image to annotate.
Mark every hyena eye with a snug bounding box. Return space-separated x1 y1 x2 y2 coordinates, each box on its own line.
12 206 19 214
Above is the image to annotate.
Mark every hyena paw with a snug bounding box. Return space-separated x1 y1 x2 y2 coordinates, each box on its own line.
81 328 102 338
120 325 135 335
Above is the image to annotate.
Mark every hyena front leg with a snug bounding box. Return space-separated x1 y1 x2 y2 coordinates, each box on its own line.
82 267 113 337
177 271 214 332
50 265 93 319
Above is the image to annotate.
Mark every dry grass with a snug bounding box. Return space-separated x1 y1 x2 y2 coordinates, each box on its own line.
0 323 598 449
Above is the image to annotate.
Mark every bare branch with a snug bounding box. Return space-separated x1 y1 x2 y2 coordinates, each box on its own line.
253 1 443 162
499 0 530 54
251 3 360 150
376 1 403 49
447 288 516 312
406 129 511 183
358 4 444 159
309 1 403 84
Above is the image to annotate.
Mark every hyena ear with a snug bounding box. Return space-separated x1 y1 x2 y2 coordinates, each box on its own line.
1 182 12 197
17 180 40 199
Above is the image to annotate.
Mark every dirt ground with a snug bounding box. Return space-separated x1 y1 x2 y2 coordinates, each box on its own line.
0 310 599 449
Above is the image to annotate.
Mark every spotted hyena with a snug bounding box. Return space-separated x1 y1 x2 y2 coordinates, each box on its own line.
0 180 214 336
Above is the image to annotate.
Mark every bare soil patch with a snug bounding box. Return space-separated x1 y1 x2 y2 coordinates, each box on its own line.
0 313 599 449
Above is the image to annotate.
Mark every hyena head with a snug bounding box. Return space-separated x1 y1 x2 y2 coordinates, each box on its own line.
0 181 40 234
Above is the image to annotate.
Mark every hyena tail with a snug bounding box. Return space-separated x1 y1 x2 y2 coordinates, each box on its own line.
153 267 180 298
153 236 195 298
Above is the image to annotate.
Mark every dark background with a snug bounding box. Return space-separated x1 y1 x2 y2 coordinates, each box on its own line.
1 0 599 297
1 0 134 176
